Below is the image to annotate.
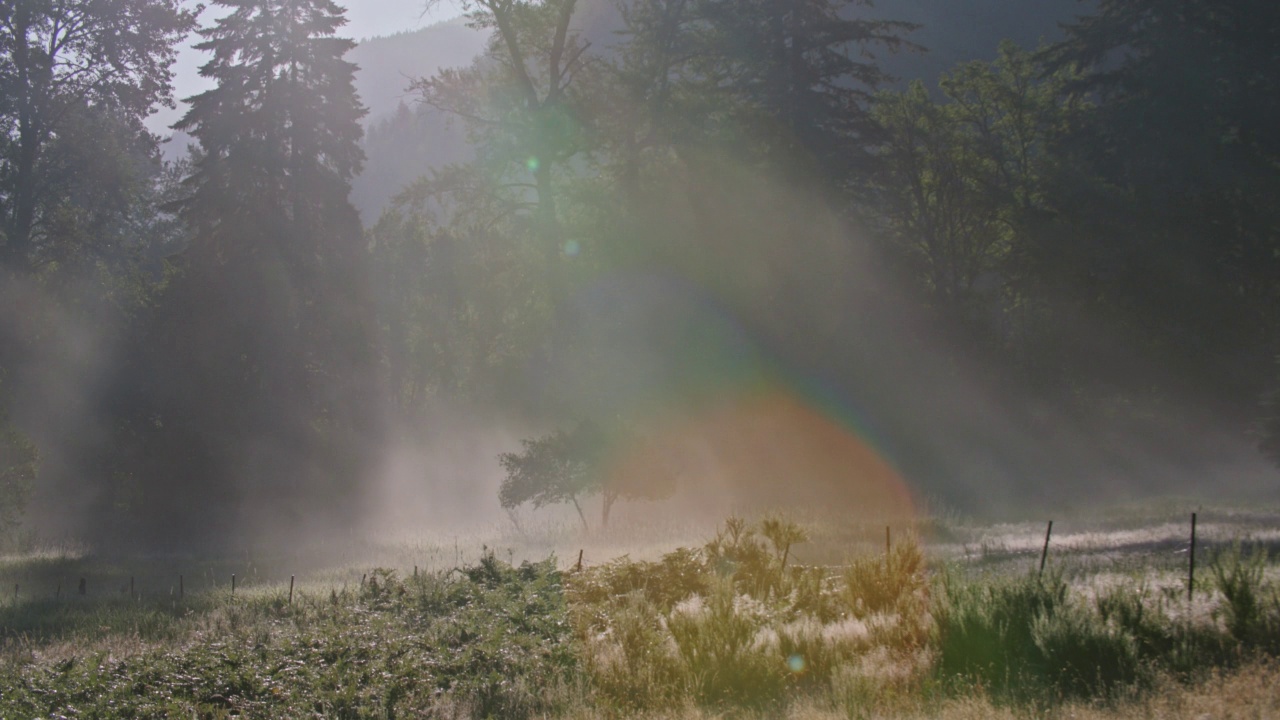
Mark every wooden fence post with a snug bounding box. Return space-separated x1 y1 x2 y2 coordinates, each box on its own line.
1039 521 1054 577
1188 512 1198 602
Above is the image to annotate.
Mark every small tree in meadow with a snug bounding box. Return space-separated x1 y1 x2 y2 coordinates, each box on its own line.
499 423 603 531
498 421 679 531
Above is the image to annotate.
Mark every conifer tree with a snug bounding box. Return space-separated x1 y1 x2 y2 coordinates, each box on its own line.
694 0 917 185
133 0 375 542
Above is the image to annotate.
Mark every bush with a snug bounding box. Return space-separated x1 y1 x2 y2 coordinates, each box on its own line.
1211 543 1280 654
582 593 683 711
666 578 785 707
844 538 927 619
1031 601 1145 699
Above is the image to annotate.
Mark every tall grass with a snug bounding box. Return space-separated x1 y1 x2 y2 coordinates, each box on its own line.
3 517 1280 717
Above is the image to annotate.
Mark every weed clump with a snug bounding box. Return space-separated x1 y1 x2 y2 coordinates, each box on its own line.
0 554 576 719
570 515 931 712
1211 543 1280 654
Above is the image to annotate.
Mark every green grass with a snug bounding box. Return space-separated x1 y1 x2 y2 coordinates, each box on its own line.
2 555 577 719
2 511 1280 718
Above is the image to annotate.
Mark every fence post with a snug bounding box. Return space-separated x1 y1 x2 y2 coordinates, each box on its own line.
1039 521 1054 577
1188 512 1197 602
289 575 295 605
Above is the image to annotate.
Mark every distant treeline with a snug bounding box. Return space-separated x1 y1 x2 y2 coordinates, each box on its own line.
1 0 1277 547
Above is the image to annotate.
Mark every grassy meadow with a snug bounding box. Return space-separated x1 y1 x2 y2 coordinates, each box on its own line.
2 505 1279 718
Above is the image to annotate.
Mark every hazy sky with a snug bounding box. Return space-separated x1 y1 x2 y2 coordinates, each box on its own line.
149 0 465 134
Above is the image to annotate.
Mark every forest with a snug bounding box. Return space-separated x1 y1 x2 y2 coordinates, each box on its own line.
2 0 1279 551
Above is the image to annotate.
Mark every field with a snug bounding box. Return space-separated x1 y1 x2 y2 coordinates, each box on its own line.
2 504 1279 718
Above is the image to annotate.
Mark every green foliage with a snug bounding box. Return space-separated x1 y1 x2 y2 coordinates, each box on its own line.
0 555 576 719
666 578 785 708
569 545 710 612
9 520 1280 715
868 41 1087 350
845 537 927 619
0 409 37 538
499 423 603 530
1095 584 1232 680
702 515 784 598
760 515 808 571
932 566 1280 702
1029 601 1144 700
0 0 196 274
570 517 938 711
1210 543 1280 653
582 592 684 711
934 572 1145 701
119 0 378 543
690 0 920 183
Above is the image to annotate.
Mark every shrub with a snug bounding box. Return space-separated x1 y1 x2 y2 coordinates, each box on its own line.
1210 543 1279 653
666 579 785 707
1031 601 1145 699
582 593 683 711
1096 584 1234 679
703 516 782 599
570 546 709 613
844 537 927 619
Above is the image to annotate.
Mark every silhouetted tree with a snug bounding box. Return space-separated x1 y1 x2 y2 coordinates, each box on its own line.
0 0 195 275
127 0 375 542
693 0 918 186
1049 0 1280 412
499 420 676 530
499 424 601 531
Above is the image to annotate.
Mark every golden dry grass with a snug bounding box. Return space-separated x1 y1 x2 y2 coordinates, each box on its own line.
554 661 1280 719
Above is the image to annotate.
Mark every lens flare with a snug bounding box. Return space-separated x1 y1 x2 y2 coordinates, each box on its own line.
549 272 917 521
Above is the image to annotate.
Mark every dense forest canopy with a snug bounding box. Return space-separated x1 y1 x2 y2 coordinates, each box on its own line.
1 0 1277 548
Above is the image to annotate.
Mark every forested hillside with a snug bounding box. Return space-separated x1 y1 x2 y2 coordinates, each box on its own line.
1 0 1276 550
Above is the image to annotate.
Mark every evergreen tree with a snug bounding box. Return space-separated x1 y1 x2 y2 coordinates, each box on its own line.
128 0 374 542
694 0 918 185
1050 0 1280 414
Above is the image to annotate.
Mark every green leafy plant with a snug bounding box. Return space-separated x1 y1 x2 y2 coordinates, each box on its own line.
1211 543 1280 652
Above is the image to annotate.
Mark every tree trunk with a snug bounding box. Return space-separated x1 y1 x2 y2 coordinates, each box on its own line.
3 15 41 275
534 163 564 308
570 496 588 532
601 490 617 529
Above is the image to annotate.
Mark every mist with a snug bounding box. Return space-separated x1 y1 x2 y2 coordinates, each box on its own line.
2 0 1277 558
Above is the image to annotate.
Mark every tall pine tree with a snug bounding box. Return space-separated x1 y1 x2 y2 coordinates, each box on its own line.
694 0 917 186
124 0 375 544
1050 0 1280 420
